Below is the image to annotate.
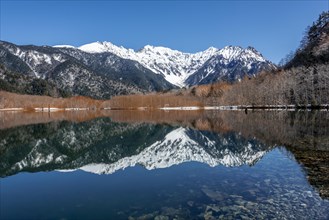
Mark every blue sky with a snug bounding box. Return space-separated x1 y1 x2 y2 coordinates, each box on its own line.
0 0 328 64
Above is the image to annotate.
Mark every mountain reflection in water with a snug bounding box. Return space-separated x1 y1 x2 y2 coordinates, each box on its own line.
0 110 329 220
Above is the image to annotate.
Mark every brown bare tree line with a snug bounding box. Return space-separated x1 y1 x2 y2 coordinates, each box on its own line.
0 91 103 110
208 64 329 107
108 93 204 109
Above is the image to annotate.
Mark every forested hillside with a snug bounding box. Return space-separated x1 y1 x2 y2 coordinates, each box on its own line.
0 65 70 97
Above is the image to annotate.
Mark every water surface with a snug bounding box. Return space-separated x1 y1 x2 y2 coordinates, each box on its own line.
1 110 329 219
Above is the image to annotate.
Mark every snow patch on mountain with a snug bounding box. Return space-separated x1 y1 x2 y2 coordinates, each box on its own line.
53 45 76 49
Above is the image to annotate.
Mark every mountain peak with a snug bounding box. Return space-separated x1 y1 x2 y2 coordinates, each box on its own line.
219 46 243 60
203 46 218 54
78 41 116 53
139 45 184 56
141 44 154 51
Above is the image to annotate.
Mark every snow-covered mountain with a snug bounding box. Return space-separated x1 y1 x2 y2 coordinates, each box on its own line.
0 40 276 97
73 41 276 87
185 46 273 85
76 42 219 87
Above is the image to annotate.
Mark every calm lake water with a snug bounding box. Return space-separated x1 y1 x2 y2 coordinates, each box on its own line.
0 110 329 220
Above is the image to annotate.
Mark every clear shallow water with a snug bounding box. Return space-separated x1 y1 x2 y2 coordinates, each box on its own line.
1 149 329 220
0 111 329 219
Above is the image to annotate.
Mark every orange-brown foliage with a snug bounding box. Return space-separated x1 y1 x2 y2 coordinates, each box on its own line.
109 93 204 109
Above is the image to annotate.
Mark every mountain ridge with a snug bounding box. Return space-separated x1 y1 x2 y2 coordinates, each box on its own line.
0 40 276 98
68 41 276 87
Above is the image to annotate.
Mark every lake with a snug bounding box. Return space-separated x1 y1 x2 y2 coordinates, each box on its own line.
0 110 329 219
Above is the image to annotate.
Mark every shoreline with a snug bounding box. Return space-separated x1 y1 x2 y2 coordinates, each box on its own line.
1 104 329 112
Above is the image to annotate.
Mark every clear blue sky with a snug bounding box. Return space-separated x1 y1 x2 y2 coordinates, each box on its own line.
0 0 328 64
